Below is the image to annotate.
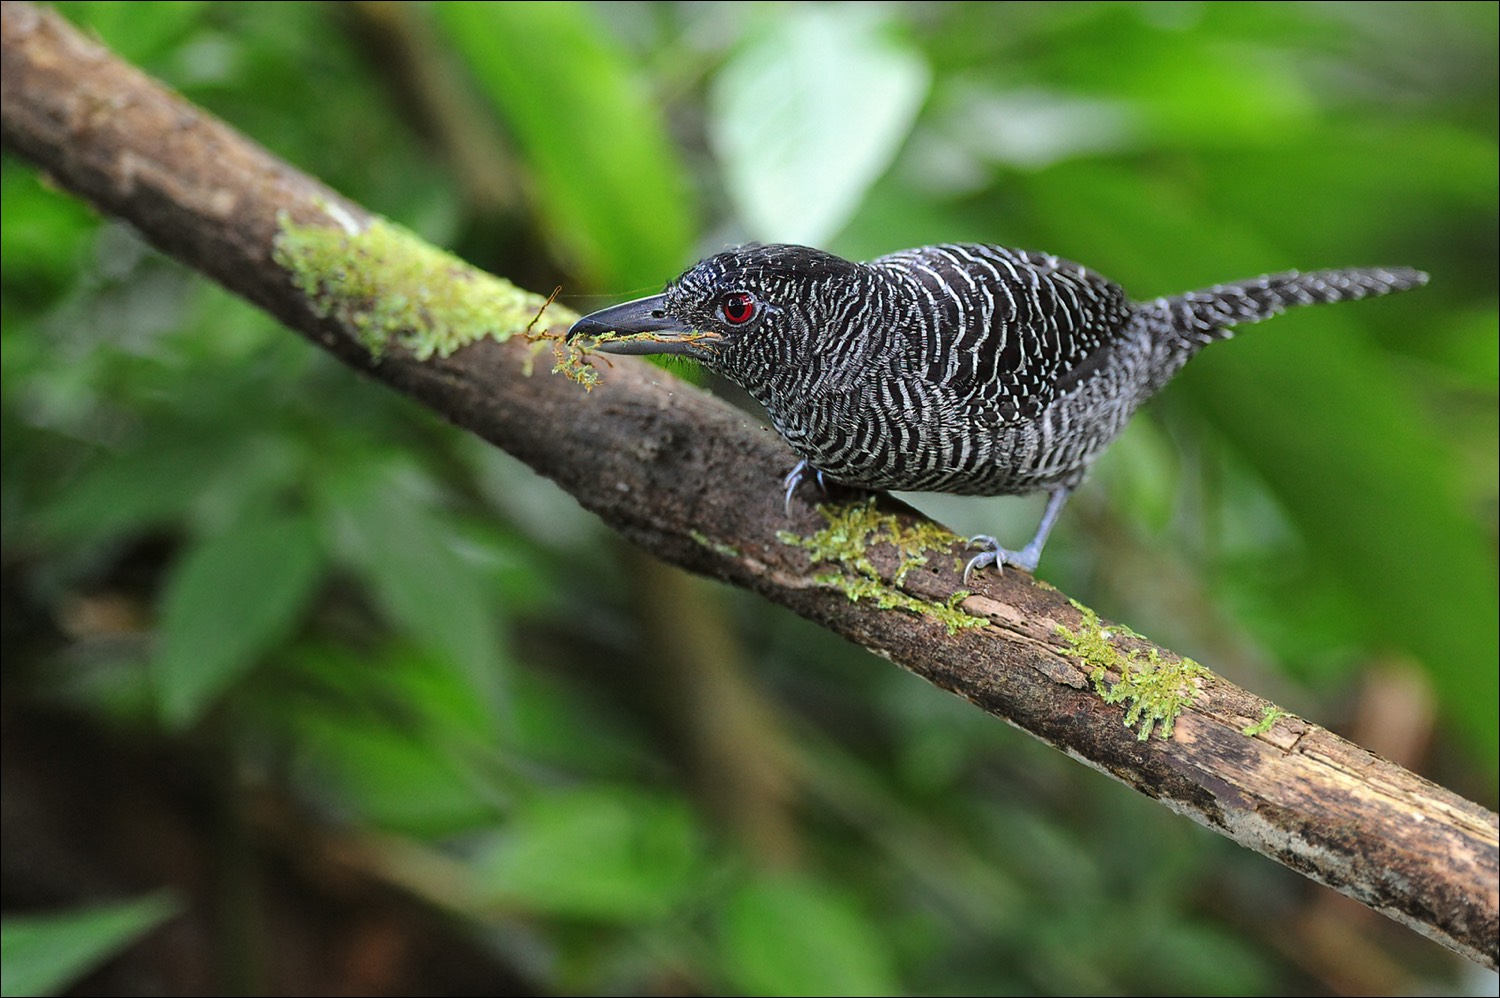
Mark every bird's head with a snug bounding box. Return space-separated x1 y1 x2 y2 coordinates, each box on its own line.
566 244 865 383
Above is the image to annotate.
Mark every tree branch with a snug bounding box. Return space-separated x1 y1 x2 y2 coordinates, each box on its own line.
4 1 1494 969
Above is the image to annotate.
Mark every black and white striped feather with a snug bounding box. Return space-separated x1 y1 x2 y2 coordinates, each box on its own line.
655 242 1426 499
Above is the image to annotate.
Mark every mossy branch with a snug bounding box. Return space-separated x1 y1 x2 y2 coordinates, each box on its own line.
3 1 1494 970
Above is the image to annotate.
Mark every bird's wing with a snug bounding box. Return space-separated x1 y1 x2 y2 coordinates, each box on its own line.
869 244 1132 423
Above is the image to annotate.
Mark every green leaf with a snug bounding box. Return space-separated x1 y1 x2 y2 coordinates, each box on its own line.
719 874 902 998
1124 919 1273 996
282 642 505 836
317 460 508 714
0 166 99 301
296 706 498 835
477 788 701 920
435 2 695 289
1 894 177 998
155 510 324 727
710 7 929 245
34 433 229 544
53 2 210 67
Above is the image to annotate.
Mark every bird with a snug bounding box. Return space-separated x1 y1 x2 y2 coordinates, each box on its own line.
567 243 1427 580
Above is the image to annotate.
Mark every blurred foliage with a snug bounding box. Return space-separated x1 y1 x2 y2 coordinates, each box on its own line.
2 2 1495 995
0 894 178 997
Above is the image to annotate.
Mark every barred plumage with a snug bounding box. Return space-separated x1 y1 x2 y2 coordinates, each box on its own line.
569 243 1427 576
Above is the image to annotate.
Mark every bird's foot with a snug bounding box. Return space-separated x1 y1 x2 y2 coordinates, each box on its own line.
963 535 1042 584
782 460 831 515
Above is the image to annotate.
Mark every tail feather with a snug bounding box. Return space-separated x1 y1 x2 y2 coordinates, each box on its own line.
1144 266 1429 349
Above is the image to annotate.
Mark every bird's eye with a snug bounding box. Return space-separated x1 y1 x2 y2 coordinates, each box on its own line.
720 291 756 325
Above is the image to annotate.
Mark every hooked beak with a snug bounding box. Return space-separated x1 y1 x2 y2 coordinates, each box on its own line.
566 295 718 356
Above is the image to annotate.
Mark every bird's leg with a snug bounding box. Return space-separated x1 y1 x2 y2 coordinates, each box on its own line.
782 459 831 515
964 488 1073 582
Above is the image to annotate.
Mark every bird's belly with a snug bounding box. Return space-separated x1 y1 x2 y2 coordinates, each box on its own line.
771 384 1135 498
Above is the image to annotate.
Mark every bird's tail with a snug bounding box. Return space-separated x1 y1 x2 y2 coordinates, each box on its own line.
1134 266 1427 390
1142 266 1429 351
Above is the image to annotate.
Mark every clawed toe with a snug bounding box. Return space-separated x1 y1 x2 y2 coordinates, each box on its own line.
962 549 1000 585
782 460 831 515
782 461 808 515
964 535 1011 583
963 534 1041 583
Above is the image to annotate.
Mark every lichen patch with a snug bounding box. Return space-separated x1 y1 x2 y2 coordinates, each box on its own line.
1055 602 1205 740
273 212 574 362
780 499 986 634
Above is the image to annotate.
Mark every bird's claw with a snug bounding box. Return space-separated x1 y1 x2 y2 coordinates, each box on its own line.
783 460 830 515
963 534 1040 584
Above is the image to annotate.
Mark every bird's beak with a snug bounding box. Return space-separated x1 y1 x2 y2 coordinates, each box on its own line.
566 295 718 356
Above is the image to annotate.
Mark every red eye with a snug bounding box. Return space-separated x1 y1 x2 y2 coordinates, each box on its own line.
721 291 756 325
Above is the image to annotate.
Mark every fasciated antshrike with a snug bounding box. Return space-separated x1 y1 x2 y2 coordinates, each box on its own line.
568 243 1426 579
